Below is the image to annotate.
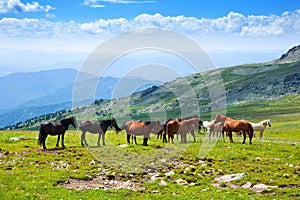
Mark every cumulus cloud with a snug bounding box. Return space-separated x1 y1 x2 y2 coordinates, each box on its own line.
1 9 300 39
82 0 156 8
0 0 54 13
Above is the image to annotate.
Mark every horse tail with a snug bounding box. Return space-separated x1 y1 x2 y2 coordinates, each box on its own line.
38 124 45 145
248 123 254 139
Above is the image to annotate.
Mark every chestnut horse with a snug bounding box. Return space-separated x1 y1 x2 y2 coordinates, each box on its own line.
166 117 198 143
122 120 161 146
214 114 254 144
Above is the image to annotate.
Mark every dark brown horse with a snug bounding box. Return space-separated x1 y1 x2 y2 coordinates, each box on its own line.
79 118 122 147
38 116 77 150
214 114 254 144
122 120 161 146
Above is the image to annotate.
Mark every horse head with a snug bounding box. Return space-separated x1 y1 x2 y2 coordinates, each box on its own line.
267 119 272 127
111 118 122 133
71 116 78 128
214 114 226 123
151 120 162 133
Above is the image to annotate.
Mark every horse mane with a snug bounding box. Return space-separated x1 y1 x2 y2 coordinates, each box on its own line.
144 121 151 125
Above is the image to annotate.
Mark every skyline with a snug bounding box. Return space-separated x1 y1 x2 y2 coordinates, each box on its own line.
0 0 300 74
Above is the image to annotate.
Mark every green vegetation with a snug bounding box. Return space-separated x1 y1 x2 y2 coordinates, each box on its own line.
5 61 300 130
0 110 299 199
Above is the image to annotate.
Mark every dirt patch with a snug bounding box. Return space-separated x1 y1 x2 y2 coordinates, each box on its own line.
60 176 145 191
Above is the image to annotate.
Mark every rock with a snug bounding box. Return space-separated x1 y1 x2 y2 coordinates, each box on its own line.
254 157 262 161
251 183 268 193
10 136 28 141
242 181 252 189
176 178 187 185
215 173 245 183
282 174 290 178
165 171 175 177
250 183 278 193
159 180 167 186
118 144 128 148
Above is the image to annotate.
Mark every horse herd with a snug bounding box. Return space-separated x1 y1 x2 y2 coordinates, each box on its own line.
37 115 271 149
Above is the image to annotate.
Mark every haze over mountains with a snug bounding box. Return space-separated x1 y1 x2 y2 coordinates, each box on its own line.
0 45 299 129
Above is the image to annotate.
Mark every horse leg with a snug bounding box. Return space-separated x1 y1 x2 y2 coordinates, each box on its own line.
143 137 149 146
242 131 246 144
259 130 263 140
42 134 48 150
127 134 131 144
102 133 106 146
61 132 66 148
163 133 167 143
228 130 233 143
249 128 253 145
97 133 101 146
253 131 257 138
134 136 137 145
56 134 61 147
191 131 196 142
81 131 87 146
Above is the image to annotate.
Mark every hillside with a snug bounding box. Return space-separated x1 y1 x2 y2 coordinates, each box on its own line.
7 60 300 130
3 45 300 130
274 45 300 64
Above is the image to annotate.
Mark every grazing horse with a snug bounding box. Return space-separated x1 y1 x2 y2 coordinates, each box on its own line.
214 114 254 144
161 118 173 143
38 116 77 150
79 118 122 147
166 117 198 143
208 121 225 140
250 119 272 139
202 120 213 133
122 120 161 146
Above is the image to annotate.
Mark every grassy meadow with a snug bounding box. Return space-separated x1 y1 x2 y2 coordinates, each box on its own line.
0 111 299 199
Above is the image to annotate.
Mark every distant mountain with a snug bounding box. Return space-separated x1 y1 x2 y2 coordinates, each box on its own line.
274 45 300 64
9 60 300 130
3 45 300 130
0 68 78 110
0 68 161 128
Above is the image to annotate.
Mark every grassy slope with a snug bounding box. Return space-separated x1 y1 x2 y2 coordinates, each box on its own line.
0 110 299 199
11 61 300 130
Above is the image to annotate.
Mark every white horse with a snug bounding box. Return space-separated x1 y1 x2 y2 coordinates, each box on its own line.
202 120 213 133
250 119 272 139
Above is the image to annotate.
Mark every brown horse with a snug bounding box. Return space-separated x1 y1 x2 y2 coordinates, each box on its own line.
79 118 122 147
122 120 161 146
166 117 198 143
214 114 253 144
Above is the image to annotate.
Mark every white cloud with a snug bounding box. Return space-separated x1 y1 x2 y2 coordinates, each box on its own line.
2 10 300 38
0 10 300 52
82 0 156 8
0 0 54 13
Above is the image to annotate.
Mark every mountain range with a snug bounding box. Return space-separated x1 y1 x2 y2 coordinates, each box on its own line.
1 45 300 129
0 69 161 128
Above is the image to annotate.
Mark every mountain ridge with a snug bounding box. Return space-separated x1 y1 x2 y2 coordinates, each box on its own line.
2 45 300 129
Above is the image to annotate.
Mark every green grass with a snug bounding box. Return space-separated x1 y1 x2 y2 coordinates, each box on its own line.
0 112 299 199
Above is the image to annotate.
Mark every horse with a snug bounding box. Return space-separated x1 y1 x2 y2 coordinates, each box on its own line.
207 121 224 140
122 120 162 146
214 114 254 144
250 119 272 139
166 117 198 143
79 118 122 147
202 120 213 133
38 116 77 150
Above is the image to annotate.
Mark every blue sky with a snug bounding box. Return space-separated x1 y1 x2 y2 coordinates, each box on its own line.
0 0 300 74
